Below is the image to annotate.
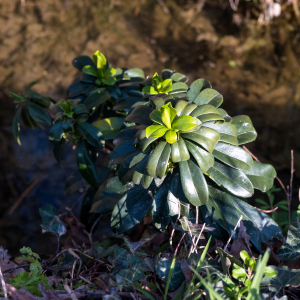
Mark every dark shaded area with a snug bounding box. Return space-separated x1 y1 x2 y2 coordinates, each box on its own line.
0 0 299 253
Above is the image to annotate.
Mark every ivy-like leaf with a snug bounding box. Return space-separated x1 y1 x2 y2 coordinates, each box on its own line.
276 217 300 262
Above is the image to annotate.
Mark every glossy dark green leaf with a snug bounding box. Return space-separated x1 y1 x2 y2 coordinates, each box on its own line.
276 217 300 262
207 161 254 197
124 68 145 79
91 177 133 214
203 122 238 145
155 258 185 292
261 266 300 291
182 127 220 153
171 137 190 162
13 107 22 145
73 103 89 118
147 141 169 178
245 161 276 192
206 185 284 252
27 102 51 125
76 122 104 148
170 82 189 93
93 117 124 140
217 108 232 122
191 104 224 123
109 140 136 165
185 140 214 172
84 90 111 111
212 142 253 172
62 118 73 132
124 105 154 126
111 185 155 234
113 126 142 146
53 138 65 164
174 100 188 116
21 107 35 129
187 79 212 102
114 97 144 110
170 72 188 83
76 139 99 189
49 120 64 143
193 88 223 108
24 81 38 93
72 55 96 71
179 159 209 206
25 91 51 108
231 115 257 145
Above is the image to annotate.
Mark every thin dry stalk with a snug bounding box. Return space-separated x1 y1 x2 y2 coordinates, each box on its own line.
191 223 206 254
157 0 169 14
0 266 7 299
170 200 181 251
64 280 78 300
218 215 243 263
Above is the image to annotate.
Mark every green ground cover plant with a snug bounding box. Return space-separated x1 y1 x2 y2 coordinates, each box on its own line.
3 50 300 300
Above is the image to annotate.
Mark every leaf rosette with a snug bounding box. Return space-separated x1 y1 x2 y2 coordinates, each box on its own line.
99 77 283 249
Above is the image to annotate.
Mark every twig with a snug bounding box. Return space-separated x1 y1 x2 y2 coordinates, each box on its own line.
175 233 186 255
2 264 30 275
170 200 181 252
218 215 243 263
70 192 86 211
156 0 169 14
191 223 206 254
9 179 39 215
288 150 294 228
0 266 7 299
255 206 278 213
64 280 78 300
196 206 199 224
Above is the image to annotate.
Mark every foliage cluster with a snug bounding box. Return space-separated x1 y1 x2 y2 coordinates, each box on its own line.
7 50 300 299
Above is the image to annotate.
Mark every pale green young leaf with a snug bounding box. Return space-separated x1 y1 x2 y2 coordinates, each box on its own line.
161 102 177 129
82 65 98 77
240 250 250 266
102 76 116 86
165 130 178 144
171 116 196 131
142 86 158 95
146 125 168 138
232 264 247 281
264 266 278 278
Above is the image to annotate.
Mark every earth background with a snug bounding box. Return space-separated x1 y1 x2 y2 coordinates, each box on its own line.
0 0 300 255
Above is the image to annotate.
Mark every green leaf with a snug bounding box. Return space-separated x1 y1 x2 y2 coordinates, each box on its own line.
124 105 154 126
231 115 257 145
124 68 145 79
92 117 124 140
187 79 212 102
205 185 284 253
260 266 300 291
171 137 190 162
264 266 278 278
142 86 158 95
76 139 99 189
170 82 188 93
232 264 247 281
13 107 22 145
27 102 51 125
41 222 67 237
277 217 300 262
117 266 145 284
76 122 104 148
171 116 196 131
245 161 276 192
82 65 98 77
149 109 164 125
146 125 168 138
207 161 254 197
182 127 220 153
193 88 223 108
156 258 185 292
191 104 224 124
240 250 250 266
203 122 238 145
111 185 155 234
161 102 177 129
212 142 253 172
165 129 178 144
185 140 214 172
24 81 38 93
147 141 171 178
102 76 116 86
170 72 188 83
179 159 209 206
84 90 111 111
72 55 95 71
49 120 64 143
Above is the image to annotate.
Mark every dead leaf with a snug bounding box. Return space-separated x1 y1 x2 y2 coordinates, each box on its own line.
228 221 252 259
